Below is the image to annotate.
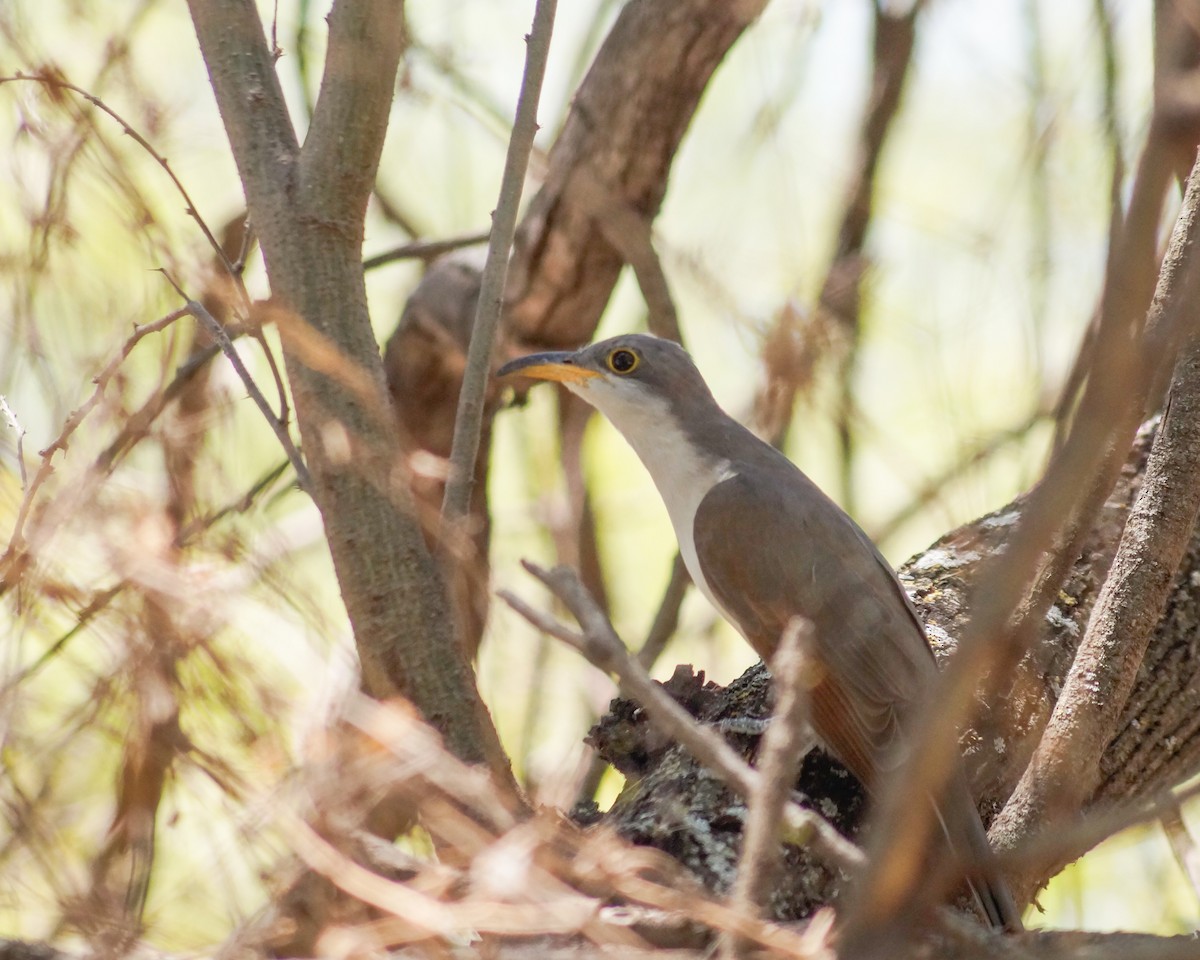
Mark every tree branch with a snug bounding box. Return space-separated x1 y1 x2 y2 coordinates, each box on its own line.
441 0 557 528
853 146 1200 933
187 0 513 783
995 170 1200 898
722 620 816 955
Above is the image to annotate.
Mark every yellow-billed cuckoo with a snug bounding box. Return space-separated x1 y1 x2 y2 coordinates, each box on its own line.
499 333 1021 932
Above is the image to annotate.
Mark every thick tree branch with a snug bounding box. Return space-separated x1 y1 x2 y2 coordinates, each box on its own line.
187 0 512 783
995 188 1200 900
851 149 1200 937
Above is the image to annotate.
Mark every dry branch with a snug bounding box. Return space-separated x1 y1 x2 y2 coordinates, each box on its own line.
441 0 556 530
723 621 817 955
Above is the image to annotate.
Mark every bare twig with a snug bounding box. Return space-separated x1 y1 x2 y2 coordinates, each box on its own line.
500 562 862 876
363 231 491 271
1163 805 1200 906
723 619 816 957
440 0 557 528
286 814 598 940
574 551 691 806
569 167 681 343
824 1 924 514
0 73 232 277
162 278 314 497
2 306 189 559
1092 0 1124 248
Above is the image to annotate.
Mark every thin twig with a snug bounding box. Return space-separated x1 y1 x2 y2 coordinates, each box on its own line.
722 619 817 958
1162 805 1200 906
570 167 681 344
3 306 189 556
575 551 691 806
440 0 557 528
501 561 862 875
0 73 231 276
162 277 314 497
363 230 490 271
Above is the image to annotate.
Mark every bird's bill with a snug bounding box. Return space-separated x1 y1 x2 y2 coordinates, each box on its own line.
496 351 601 385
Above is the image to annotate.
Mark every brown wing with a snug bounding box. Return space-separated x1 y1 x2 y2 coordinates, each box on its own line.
692 465 936 789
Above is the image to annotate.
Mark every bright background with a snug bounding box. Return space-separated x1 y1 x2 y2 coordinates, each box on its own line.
1 0 1196 946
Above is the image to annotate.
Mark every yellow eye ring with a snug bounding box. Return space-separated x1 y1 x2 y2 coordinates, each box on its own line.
607 348 640 374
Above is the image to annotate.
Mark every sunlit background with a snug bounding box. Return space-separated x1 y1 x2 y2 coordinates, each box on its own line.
1 0 1196 947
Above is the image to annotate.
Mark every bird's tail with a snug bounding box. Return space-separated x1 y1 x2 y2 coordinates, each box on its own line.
933 770 1023 932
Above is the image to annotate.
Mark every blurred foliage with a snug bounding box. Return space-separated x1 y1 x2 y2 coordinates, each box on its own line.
0 0 1195 949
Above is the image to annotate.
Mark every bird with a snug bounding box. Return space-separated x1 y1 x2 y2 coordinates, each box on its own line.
498 332 1021 935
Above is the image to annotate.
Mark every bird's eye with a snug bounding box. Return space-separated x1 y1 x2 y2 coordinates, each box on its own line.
607 349 639 374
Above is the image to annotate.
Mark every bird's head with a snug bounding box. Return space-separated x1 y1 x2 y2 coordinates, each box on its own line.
497 334 715 426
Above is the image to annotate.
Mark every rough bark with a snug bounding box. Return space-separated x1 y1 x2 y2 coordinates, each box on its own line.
187 0 510 779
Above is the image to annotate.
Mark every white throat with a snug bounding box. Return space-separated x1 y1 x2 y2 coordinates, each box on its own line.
566 378 735 604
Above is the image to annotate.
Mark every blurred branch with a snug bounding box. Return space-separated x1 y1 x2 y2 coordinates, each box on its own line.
553 387 610 612
363 230 490 271
1023 0 1051 384
172 284 315 497
636 552 692 672
0 73 233 275
1 457 289 699
722 620 816 955
569 166 681 343
1053 0 1200 444
822 1 923 514
864 151 1200 923
1162 805 1200 905
1093 0 1125 250
441 0 557 530
995 206 1200 901
0 306 188 573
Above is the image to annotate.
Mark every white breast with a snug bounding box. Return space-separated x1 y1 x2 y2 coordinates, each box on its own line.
566 378 735 611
